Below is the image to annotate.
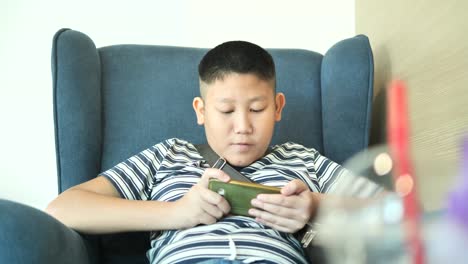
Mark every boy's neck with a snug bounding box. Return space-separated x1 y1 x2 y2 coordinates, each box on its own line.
229 163 246 172
227 147 273 171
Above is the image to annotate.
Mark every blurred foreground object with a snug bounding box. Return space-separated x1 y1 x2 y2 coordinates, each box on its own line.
425 137 468 263
387 80 424 264
317 144 409 264
316 81 468 263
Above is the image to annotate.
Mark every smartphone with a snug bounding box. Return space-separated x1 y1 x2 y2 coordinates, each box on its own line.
208 179 281 217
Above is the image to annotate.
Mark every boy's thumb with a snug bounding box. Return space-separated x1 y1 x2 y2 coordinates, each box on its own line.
281 179 307 196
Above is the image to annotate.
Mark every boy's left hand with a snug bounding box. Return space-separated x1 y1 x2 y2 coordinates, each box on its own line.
249 179 319 233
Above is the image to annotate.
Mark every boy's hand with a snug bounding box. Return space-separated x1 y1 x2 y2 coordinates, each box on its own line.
175 168 231 228
248 179 319 233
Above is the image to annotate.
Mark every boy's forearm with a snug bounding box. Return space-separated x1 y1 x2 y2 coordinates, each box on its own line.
46 189 183 234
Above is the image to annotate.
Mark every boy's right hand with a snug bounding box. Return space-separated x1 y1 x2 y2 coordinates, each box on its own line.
174 168 231 228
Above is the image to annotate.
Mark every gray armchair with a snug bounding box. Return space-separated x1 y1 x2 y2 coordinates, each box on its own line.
0 28 374 264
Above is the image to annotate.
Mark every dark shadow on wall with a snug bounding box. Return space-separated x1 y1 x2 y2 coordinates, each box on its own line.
370 45 392 146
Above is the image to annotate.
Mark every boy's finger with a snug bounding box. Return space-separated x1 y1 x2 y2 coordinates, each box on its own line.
280 179 308 196
199 213 217 225
249 208 299 233
251 199 296 216
201 201 224 220
201 188 231 214
218 201 231 215
255 194 298 208
199 168 231 187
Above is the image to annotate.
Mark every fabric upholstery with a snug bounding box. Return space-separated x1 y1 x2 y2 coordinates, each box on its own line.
321 35 374 163
0 199 93 264
52 28 102 193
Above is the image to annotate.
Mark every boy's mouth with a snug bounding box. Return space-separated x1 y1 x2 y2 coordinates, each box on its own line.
232 142 252 146
231 142 253 151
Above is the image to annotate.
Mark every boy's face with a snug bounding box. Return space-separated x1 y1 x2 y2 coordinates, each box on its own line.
193 73 285 166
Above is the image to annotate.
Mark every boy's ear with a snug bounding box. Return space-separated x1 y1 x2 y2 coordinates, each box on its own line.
193 97 205 125
274 92 286 122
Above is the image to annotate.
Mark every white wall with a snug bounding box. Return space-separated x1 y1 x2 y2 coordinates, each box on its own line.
0 0 355 210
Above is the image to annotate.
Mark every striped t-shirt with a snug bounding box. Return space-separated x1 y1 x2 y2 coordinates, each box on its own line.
102 138 376 264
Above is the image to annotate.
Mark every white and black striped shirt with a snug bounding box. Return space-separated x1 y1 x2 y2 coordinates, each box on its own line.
102 138 377 264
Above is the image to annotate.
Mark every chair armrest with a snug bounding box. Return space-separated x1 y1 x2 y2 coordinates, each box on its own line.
0 199 92 264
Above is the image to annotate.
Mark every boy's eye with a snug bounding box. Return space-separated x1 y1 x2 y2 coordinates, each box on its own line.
250 108 264 113
220 110 234 114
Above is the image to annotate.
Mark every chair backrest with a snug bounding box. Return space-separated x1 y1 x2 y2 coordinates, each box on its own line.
52 28 373 193
51 28 374 262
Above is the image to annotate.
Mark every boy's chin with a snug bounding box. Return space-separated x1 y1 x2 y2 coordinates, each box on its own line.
226 155 258 167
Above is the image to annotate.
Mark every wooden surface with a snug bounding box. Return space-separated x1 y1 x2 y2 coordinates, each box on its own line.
356 0 468 210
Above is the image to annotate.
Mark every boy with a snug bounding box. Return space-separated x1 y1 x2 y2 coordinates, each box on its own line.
46 41 375 263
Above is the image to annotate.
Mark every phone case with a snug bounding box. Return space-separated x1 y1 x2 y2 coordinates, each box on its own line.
208 180 281 217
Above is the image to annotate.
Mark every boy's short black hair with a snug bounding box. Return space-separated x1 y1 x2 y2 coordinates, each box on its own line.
198 41 276 86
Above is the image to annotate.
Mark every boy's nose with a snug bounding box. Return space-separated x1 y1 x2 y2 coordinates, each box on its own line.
234 113 253 134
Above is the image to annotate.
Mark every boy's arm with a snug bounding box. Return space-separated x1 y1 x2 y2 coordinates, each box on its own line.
248 180 387 234
46 176 183 234
46 169 231 234
249 150 386 233
248 179 320 233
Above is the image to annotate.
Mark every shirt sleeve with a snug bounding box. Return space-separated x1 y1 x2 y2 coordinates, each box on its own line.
313 151 383 197
100 139 172 200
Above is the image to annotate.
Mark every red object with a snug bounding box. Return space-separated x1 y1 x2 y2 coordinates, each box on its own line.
387 80 425 264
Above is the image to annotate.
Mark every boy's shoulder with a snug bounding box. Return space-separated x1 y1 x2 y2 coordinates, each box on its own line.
273 141 319 154
269 141 322 162
149 138 200 156
143 138 201 162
